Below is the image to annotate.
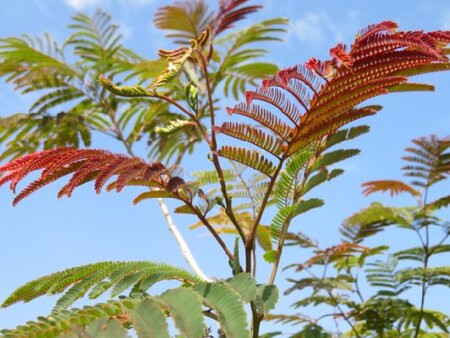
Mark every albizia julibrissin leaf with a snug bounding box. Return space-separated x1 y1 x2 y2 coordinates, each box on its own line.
0 147 177 206
362 180 421 198
402 135 450 188
217 21 450 167
154 0 261 43
2 22 450 207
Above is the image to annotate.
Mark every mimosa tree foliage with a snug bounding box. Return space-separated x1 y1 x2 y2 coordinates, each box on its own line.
0 1 449 337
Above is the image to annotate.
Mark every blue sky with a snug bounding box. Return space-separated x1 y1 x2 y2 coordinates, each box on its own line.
1 0 450 335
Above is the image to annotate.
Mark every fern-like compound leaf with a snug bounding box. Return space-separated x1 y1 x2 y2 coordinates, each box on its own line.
254 284 279 314
0 148 180 205
152 27 211 90
273 150 313 208
402 135 450 188
194 282 251 338
218 145 276 176
154 0 262 44
159 288 205 338
214 122 284 157
97 74 157 97
362 180 421 198
2 273 274 337
1 261 203 309
218 22 450 175
225 273 257 302
365 257 410 296
131 298 170 338
212 0 262 36
323 125 371 150
270 199 324 243
341 202 413 243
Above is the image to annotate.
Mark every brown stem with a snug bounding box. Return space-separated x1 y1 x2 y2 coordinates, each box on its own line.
158 94 197 121
413 184 431 338
181 197 235 262
246 158 286 273
304 267 362 338
250 302 263 338
268 213 293 285
196 49 246 244
268 140 324 284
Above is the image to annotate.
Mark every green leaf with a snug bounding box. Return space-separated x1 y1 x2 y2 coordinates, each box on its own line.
184 83 198 111
159 288 205 338
341 202 413 243
274 150 313 208
311 149 360 171
218 146 276 176
133 191 177 204
365 257 410 296
154 119 194 135
214 17 288 97
256 225 273 251
98 74 157 97
85 318 129 338
324 125 371 150
427 195 450 211
230 237 241 276
174 205 196 214
194 282 250 337
293 198 325 217
131 298 170 338
294 323 332 338
263 250 277 263
226 273 257 302
2 261 202 310
254 284 279 314
0 299 133 337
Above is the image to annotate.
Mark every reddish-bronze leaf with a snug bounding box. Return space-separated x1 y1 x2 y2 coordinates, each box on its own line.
218 21 450 168
212 0 262 36
362 180 421 198
0 148 176 205
303 242 370 268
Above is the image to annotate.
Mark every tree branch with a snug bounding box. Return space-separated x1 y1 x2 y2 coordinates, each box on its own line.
195 49 247 244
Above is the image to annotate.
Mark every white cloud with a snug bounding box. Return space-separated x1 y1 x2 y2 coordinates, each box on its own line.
292 13 324 41
291 12 344 43
64 0 153 11
64 0 102 10
119 0 154 5
117 22 132 40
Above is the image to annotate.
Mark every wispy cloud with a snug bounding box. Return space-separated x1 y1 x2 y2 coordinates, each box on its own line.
119 0 154 5
291 12 344 44
64 0 154 10
117 22 132 40
64 0 102 10
290 9 359 46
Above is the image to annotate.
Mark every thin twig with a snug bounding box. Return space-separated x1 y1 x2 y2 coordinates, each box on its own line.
268 140 324 285
247 158 285 274
195 49 246 243
413 186 431 338
304 267 362 338
181 197 236 262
